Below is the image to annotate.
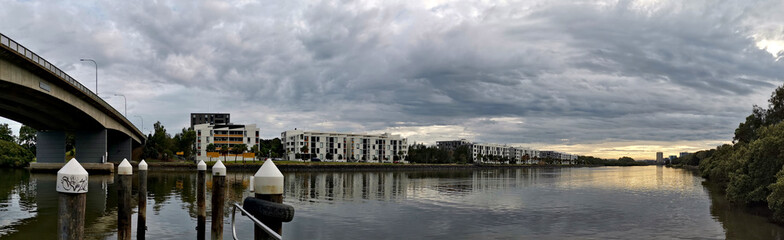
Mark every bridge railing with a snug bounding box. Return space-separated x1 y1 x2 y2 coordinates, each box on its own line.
0 33 142 137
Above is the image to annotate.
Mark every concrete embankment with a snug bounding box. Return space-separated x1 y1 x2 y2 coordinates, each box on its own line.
29 162 114 173
26 161 597 173
143 162 595 172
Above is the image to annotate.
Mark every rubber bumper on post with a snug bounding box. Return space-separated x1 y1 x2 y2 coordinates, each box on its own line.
242 197 295 222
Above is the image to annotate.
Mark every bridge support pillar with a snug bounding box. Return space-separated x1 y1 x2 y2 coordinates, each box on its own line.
108 132 131 163
36 130 65 163
75 129 107 164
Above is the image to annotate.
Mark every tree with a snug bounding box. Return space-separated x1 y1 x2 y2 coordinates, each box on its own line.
271 138 284 157
173 128 197 161
476 153 484 164
326 152 334 161
338 154 343 161
300 145 309 160
0 123 13 142
618 156 635 163
219 145 230 161
0 139 34 167
206 143 216 161
726 122 784 205
17 125 36 154
144 121 174 161
250 145 260 161
233 144 248 163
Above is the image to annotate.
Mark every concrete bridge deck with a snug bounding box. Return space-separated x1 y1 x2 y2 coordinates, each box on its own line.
0 32 146 169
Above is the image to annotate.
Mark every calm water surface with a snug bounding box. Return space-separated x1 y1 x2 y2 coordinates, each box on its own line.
1 166 783 239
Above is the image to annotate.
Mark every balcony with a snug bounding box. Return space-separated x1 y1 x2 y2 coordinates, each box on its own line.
214 134 244 138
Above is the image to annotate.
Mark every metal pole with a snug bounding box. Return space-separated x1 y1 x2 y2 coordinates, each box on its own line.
197 161 207 240
57 158 88 240
211 160 227 240
114 94 126 116
137 160 148 240
79 59 97 94
253 159 285 239
117 159 133 240
134 115 144 133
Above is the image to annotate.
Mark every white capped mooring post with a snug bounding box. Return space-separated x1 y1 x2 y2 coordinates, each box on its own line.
249 176 255 192
117 159 133 240
211 160 227 240
57 158 89 240
197 160 207 240
254 159 285 240
137 160 148 240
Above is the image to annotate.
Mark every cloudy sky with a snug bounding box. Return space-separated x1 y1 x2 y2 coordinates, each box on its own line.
2 0 783 159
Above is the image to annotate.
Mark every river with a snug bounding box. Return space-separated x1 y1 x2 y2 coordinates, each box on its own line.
1 165 783 239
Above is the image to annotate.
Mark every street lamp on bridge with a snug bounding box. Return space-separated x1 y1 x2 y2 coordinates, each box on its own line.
133 115 144 133
113 93 126 116
79 58 98 95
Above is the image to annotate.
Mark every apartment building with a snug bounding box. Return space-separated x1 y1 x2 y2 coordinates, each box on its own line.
436 140 542 164
190 113 230 128
281 130 408 162
540 151 578 164
194 123 260 161
436 139 472 151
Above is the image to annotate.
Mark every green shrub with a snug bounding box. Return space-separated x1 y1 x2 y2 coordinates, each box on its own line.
0 140 34 168
726 122 784 204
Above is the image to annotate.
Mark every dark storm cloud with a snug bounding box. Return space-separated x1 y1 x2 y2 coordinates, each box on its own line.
1 0 783 157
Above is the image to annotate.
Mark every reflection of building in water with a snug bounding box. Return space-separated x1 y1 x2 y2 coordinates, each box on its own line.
283 169 550 203
284 172 409 201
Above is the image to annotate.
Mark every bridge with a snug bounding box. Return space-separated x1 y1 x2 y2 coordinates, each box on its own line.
0 33 146 170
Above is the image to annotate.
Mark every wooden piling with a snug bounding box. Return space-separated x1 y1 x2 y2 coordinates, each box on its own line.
137 160 148 240
117 159 133 240
211 160 227 240
197 160 207 240
254 159 285 240
57 158 89 240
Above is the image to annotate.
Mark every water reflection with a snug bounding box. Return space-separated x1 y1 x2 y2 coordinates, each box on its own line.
2 167 784 239
0 169 114 239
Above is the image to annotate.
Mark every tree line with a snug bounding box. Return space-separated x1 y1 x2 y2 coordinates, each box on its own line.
0 124 37 167
673 84 784 222
142 121 284 162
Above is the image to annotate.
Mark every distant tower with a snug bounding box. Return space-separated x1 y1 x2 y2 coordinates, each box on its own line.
656 152 664 164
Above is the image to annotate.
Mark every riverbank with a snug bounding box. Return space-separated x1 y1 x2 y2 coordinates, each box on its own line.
124 161 601 172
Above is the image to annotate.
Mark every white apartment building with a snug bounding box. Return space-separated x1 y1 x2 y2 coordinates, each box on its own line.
540 151 578 164
436 139 472 151
436 140 542 164
281 130 408 162
194 123 260 162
